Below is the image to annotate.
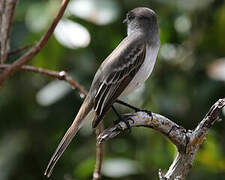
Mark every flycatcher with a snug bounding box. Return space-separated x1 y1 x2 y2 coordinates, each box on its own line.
45 7 160 177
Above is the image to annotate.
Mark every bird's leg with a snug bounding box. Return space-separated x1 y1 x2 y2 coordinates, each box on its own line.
115 100 140 111
111 105 133 131
115 100 153 120
111 105 122 124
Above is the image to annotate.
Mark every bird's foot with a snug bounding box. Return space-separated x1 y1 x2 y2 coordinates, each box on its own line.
113 115 134 133
137 109 152 116
135 109 153 121
167 125 181 136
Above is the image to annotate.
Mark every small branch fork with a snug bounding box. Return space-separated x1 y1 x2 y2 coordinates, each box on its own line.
93 122 104 180
98 98 225 180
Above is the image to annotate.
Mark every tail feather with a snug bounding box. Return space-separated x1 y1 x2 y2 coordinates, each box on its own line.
44 95 93 177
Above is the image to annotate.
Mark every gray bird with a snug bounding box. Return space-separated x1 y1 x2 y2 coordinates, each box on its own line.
45 7 160 177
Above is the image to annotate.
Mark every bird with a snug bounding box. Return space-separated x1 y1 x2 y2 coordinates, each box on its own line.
45 7 160 177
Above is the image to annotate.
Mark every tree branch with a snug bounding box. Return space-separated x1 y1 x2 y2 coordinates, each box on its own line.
8 43 34 57
93 122 104 180
0 0 70 88
0 64 87 96
97 112 188 149
0 0 18 63
97 98 225 180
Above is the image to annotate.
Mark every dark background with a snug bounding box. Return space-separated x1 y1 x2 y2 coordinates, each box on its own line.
1 0 225 179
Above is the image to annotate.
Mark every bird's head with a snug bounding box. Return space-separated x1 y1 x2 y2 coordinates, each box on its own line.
123 7 158 36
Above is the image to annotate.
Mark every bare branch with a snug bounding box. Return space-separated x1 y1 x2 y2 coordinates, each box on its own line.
0 0 18 63
8 43 34 57
93 122 104 180
0 0 70 88
0 64 87 96
98 98 225 180
98 112 188 150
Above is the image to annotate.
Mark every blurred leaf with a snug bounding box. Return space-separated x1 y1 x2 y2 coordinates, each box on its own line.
208 58 225 81
197 133 225 172
102 158 140 178
54 19 91 49
174 15 191 35
25 0 59 33
36 80 71 106
68 0 120 25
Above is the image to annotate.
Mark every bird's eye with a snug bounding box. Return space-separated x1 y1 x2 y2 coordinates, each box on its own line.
127 13 135 21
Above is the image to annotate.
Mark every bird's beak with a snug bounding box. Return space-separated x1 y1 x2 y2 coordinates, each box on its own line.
123 18 128 24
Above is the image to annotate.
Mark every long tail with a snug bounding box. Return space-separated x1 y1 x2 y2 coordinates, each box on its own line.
44 95 93 177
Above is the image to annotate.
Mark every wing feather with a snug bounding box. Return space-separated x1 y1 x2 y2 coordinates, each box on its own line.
92 41 146 128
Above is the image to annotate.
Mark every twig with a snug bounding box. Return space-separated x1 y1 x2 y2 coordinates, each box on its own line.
0 0 70 88
93 122 104 180
0 0 18 63
0 64 87 96
8 43 34 57
98 98 225 180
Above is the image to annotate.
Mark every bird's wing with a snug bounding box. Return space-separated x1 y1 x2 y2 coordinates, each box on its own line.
92 35 146 128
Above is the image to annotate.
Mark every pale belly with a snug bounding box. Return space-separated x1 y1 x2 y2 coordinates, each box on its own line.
119 44 159 97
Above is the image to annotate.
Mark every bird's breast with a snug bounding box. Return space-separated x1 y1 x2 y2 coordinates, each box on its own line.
120 44 159 97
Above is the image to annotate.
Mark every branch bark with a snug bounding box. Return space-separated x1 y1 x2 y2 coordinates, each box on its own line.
0 64 87 96
97 98 225 180
8 43 34 57
0 0 70 88
0 0 18 63
93 122 104 180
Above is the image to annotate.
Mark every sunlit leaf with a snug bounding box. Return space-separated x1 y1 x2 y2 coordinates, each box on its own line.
54 19 91 49
174 15 191 34
36 80 71 106
25 1 59 33
102 158 140 178
68 0 120 25
160 43 177 61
